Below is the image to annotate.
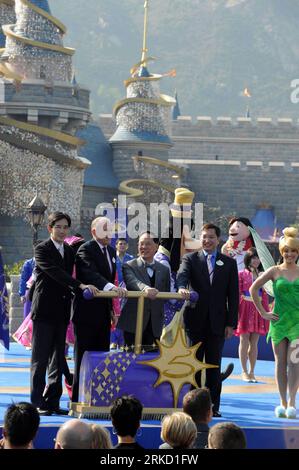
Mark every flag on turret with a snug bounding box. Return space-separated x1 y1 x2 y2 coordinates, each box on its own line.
243 88 251 97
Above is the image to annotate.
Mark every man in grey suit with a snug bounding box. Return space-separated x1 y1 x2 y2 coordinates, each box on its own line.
118 231 171 348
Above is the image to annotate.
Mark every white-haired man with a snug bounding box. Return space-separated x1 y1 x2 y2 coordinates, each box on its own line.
72 217 127 402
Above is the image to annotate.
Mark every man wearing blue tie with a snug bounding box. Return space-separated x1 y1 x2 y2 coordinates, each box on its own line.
177 223 239 417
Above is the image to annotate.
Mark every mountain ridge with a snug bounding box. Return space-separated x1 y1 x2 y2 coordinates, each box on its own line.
50 0 299 119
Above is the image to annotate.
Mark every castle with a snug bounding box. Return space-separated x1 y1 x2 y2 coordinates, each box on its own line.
0 1 298 264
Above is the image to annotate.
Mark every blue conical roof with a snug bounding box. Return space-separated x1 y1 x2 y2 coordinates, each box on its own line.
30 1 51 13
138 66 150 77
77 123 119 189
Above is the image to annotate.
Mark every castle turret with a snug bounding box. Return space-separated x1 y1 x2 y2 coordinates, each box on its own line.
110 64 174 146
110 0 176 187
0 1 91 263
0 0 90 134
2 0 73 81
0 0 15 48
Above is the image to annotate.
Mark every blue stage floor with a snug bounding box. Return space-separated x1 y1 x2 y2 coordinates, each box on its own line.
0 343 298 449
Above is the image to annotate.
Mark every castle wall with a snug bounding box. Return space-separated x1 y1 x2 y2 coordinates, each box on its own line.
0 136 85 263
173 160 298 225
112 144 172 183
168 116 299 223
99 114 298 225
170 117 299 163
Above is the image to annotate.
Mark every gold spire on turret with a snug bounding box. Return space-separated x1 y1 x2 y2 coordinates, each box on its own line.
130 0 156 76
141 0 149 64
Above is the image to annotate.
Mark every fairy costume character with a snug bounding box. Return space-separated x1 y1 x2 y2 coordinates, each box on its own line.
250 227 299 419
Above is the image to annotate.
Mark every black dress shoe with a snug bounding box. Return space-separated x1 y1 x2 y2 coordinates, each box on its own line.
37 409 53 416
213 410 222 418
220 363 234 382
52 408 69 416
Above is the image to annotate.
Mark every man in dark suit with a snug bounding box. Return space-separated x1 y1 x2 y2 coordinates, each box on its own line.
30 212 98 415
72 217 127 403
177 223 239 417
118 231 171 348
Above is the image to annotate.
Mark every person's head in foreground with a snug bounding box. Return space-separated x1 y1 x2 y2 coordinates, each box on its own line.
208 422 247 449
110 395 143 443
2 402 40 449
54 419 94 449
91 424 112 449
183 387 213 425
161 411 197 449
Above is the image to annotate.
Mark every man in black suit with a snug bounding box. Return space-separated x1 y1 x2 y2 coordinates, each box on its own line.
72 216 127 403
177 223 239 417
118 231 171 348
30 212 98 415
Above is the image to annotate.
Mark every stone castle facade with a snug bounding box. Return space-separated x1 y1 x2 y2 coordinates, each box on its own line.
0 1 90 263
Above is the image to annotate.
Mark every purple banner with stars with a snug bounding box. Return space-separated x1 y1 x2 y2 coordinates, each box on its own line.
79 350 190 409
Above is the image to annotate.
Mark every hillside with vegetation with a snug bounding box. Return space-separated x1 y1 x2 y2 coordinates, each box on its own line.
52 0 299 119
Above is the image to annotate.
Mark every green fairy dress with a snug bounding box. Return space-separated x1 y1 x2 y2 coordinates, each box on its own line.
268 277 299 345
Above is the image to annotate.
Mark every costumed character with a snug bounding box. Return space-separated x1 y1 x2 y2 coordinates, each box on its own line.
222 217 254 271
235 247 269 383
157 189 235 382
155 187 200 328
19 257 35 319
249 227 299 419
13 273 35 348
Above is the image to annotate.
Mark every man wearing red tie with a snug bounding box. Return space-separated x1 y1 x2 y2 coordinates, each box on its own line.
72 217 127 403
177 223 239 417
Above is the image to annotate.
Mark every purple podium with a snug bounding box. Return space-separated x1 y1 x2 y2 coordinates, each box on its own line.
71 290 200 418
71 350 190 418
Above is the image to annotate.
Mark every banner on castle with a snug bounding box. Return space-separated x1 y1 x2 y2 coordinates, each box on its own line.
0 248 9 350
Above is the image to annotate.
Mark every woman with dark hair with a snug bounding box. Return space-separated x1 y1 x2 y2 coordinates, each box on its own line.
110 395 144 449
235 247 269 383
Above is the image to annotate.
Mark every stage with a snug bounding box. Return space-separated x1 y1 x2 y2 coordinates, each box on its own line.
0 342 298 449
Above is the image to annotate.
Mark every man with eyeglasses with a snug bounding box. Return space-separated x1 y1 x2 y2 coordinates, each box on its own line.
118 231 170 349
30 211 99 416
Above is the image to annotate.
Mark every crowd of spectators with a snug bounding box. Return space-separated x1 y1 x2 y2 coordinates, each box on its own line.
0 391 246 450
